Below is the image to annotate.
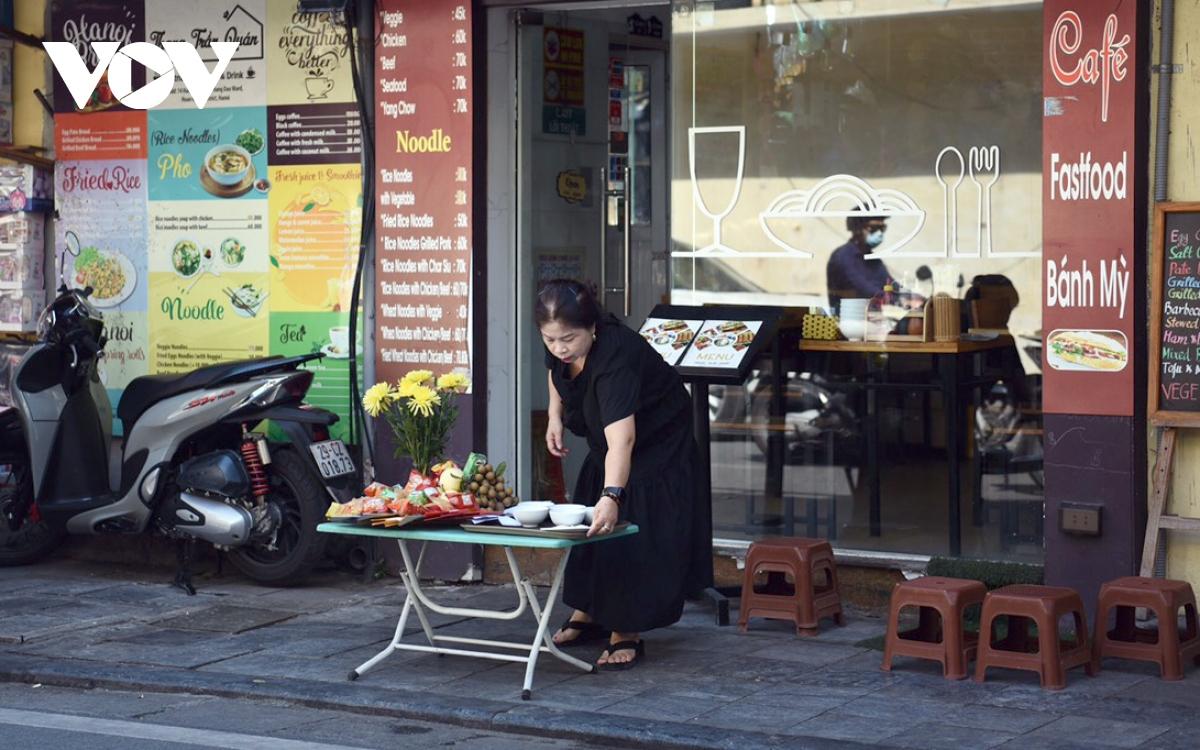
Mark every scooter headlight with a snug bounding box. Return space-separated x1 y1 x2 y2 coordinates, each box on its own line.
36 308 55 341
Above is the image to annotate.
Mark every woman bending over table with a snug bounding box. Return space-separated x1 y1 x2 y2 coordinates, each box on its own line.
537 279 710 670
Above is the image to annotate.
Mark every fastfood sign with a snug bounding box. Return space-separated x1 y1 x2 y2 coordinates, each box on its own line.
44 41 239 110
1041 0 1140 416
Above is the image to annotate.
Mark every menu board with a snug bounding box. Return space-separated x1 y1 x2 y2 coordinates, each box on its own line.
1150 204 1200 425
679 320 764 369
374 2 472 377
642 304 783 384
50 1 363 443
638 317 702 365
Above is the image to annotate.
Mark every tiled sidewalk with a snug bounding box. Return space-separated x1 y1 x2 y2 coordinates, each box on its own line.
0 559 1197 749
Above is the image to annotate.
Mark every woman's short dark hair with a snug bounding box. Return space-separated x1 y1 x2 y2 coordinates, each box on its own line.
535 279 602 329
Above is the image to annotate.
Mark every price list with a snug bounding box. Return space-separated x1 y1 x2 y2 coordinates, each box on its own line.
1156 211 1200 414
375 2 472 376
55 111 147 161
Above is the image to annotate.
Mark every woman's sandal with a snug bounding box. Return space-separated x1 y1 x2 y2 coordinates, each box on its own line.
554 618 609 647
598 640 644 671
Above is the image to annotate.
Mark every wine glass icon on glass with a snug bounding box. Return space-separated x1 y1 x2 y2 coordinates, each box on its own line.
688 126 746 256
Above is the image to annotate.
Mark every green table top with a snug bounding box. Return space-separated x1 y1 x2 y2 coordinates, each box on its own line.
317 522 638 549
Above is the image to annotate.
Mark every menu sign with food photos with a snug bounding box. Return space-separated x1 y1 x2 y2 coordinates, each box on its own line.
374 1 473 380
638 318 702 366
1150 205 1200 426
678 320 764 370
50 0 365 442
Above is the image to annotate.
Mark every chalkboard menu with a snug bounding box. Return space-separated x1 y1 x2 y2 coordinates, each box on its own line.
1150 203 1200 425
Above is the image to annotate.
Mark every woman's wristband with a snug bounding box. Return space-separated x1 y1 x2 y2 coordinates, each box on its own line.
600 486 625 507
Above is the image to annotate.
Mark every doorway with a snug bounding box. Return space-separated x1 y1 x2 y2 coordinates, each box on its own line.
487 3 671 504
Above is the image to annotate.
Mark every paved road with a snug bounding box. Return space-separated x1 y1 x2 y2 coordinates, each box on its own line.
0 683 599 750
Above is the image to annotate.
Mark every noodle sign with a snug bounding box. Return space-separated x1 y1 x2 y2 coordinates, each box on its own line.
44 41 239 110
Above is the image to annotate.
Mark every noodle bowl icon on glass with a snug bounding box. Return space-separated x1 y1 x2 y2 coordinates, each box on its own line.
759 175 927 260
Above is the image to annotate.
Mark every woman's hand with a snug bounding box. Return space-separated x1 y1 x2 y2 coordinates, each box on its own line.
587 496 619 537
546 415 569 458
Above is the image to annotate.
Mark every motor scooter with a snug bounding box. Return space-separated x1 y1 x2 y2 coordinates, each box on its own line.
0 286 357 591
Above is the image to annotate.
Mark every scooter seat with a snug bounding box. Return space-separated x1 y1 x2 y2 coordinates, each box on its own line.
117 357 284 431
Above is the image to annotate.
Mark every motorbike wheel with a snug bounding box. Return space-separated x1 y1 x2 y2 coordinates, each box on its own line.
0 451 63 566
226 448 328 586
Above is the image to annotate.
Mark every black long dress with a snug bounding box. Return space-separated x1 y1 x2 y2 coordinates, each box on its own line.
546 314 711 633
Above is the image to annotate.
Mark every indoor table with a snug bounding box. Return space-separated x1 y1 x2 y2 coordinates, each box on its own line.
797 336 1014 555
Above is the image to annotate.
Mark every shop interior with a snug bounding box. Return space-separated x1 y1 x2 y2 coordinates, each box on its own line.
490 0 1045 565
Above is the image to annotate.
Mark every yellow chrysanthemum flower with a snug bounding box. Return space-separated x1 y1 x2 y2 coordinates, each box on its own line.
394 379 419 398
436 372 471 393
362 382 393 417
402 370 435 386
406 385 441 418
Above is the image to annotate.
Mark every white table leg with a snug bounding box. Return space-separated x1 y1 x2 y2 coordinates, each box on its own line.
348 540 432 680
396 541 438 646
509 547 593 700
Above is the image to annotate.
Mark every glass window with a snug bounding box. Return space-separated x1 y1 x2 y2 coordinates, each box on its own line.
671 0 1044 562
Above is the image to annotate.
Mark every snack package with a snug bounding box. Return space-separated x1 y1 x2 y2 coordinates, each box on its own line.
463 452 487 481
362 482 389 497
325 498 364 517
401 470 435 494
362 497 388 515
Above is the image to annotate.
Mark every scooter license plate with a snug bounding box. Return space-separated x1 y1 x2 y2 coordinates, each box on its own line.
309 440 355 478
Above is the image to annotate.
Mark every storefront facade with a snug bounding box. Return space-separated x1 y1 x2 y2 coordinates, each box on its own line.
20 0 1159 598
478 0 1150 600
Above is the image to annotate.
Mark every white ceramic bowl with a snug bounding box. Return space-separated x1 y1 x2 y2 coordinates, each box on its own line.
510 504 549 527
839 319 867 341
549 503 587 526
204 144 253 187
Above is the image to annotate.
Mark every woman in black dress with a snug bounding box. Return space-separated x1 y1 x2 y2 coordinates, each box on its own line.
537 280 709 669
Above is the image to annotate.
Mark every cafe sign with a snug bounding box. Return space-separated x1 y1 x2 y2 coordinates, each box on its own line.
1042 1 1141 416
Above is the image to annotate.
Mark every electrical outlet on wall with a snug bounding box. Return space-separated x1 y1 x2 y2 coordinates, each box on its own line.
1060 503 1102 536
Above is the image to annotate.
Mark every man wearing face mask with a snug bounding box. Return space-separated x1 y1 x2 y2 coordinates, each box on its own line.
826 213 898 315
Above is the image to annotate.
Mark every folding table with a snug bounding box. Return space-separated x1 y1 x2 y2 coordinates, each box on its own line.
316 522 638 699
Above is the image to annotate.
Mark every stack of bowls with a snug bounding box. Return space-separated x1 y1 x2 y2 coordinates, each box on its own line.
839 298 870 341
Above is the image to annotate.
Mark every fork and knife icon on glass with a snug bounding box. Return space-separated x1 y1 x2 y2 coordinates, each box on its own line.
935 145 1000 258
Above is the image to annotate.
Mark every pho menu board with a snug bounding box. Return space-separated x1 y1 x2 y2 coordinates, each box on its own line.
1150 204 1200 425
374 1 472 382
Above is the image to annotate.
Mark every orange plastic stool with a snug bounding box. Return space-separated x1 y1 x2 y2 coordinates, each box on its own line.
738 537 843 636
881 577 987 680
1092 576 1200 680
974 584 1095 690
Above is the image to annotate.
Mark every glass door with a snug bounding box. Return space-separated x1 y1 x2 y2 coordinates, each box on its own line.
512 8 670 504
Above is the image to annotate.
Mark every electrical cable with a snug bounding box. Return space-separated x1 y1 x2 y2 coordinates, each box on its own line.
343 0 377 475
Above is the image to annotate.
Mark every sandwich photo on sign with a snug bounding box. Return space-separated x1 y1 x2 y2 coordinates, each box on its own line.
1046 329 1129 372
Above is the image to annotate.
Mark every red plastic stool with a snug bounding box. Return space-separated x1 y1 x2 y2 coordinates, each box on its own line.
738 537 843 636
881 577 987 680
974 584 1095 690
1092 576 1200 680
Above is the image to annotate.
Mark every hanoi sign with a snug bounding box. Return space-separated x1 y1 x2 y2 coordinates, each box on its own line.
45 41 238 109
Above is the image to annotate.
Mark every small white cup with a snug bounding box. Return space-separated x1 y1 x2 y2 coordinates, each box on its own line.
329 326 350 353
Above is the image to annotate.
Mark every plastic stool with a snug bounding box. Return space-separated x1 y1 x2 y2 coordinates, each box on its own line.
974 584 1095 689
738 537 843 636
1093 576 1200 680
881 577 987 679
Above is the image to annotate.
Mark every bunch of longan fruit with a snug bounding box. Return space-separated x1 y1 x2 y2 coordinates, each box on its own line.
469 463 516 512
